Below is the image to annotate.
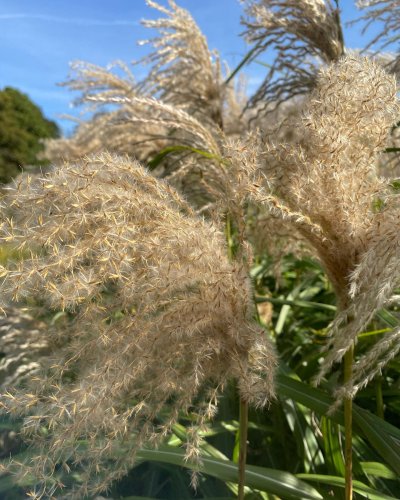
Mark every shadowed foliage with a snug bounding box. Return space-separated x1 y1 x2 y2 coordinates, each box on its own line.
0 87 59 184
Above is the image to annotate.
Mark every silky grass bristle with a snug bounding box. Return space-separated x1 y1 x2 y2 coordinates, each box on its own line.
241 0 344 114
0 153 276 498
257 55 400 400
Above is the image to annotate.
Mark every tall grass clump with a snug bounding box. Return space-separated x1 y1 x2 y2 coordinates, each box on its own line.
0 153 276 498
240 0 344 114
356 0 400 74
258 54 399 498
1 1 400 499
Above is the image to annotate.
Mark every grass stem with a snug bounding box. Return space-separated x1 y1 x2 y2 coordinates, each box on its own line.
238 398 248 500
225 212 249 499
344 343 354 500
376 377 384 419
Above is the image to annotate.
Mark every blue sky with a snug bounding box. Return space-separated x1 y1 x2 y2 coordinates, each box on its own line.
0 1 383 135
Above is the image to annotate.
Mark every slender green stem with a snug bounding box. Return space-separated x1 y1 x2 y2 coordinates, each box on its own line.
224 41 264 85
238 398 248 500
225 213 248 498
225 213 249 499
225 214 234 261
375 377 384 419
344 344 354 500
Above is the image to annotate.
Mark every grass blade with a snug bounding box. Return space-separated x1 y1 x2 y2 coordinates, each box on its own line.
277 373 400 475
297 474 398 500
137 446 323 499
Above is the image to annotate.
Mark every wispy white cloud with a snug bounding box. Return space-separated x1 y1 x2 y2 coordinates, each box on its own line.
27 88 73 102
0 13 137 27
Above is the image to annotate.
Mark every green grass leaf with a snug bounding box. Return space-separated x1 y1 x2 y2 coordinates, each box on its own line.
360 461 398 480
147 145 224 170
137 446 323 499
297 474 398 500
277 373 400 475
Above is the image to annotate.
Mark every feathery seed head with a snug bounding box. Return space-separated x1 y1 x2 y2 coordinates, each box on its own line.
0 153 276 497
241 0 344 111
355 0 400 77
44 0 232 167
262 56 399 294
259 55 400 398
140 0 225 126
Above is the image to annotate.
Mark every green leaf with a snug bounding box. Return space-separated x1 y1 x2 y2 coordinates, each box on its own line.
360 461 398 480
171 423 231 462
137 446 323 499
171 423 239 495
277 373 340 418
352 408 400 476
377 309 399 328
277 374 400 475
256 296 336 312
274 282 305 335
358 327 391 339
224 41 265 85
280 398 323 472
297 474 398 500
147 145 224 170
320 417 345 477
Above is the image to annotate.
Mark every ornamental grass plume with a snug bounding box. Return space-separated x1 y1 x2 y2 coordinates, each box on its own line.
45 94 221 178
47 58 258 212
42 0 254 220
139 0 226 127
356 0 400 75
61 0 225 126
45 0 243 167
0 153 276 498
241 0 344 114
252 55 400 400
44 112 172 166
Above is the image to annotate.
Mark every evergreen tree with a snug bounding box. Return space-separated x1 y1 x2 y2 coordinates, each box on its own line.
0 86 59 183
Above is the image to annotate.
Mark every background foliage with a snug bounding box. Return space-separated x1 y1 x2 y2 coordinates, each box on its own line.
0 87 59 184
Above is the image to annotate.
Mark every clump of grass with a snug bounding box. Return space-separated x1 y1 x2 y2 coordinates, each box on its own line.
241 0 344 114
356 0 400 75
1 1 400 498
254 55 400 395
0 153 276 498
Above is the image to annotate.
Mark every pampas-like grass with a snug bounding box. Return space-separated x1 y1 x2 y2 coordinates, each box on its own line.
0 153 276 498
356 1 400 53
241 0 344 114
44 0 249 173
139 0 225 127
2 1 400 495
355 1 400 77
255 55 400 400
